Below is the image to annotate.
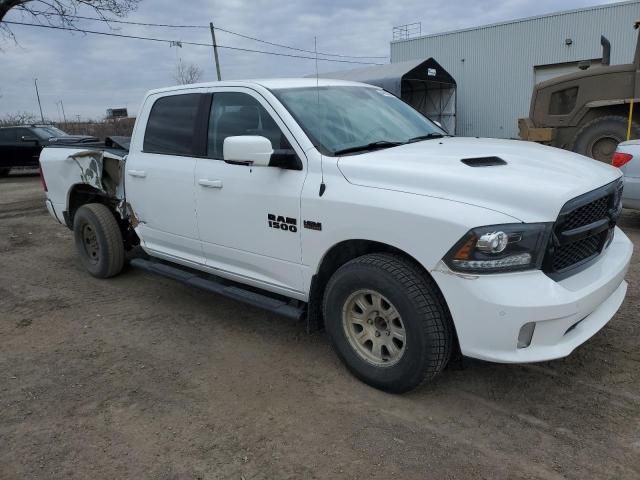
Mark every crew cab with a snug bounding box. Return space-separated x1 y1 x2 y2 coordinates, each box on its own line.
39 79 633 393
0 125 97 176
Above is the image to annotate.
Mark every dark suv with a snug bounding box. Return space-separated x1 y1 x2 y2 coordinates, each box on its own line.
0 125 97 176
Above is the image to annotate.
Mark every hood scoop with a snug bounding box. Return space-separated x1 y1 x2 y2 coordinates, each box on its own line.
461 156 507 167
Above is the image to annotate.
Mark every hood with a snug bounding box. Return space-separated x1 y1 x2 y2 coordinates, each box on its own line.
535 63 634 89
48 135 99 144
336 137 621 223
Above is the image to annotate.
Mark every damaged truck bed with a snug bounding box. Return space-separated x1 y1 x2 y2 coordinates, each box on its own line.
39 136 138 231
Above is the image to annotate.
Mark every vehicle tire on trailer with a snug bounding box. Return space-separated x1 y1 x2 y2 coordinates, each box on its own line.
572 115 640 163
73 203 125 278
0 168 10 177
323 253 453 393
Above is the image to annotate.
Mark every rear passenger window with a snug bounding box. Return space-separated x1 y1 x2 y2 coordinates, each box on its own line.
143 94 201 155
207 92 289 159
0 129 15 142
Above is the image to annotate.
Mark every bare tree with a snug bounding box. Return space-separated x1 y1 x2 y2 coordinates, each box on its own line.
0 111 37 126
174 59 203 85
0 0 141 40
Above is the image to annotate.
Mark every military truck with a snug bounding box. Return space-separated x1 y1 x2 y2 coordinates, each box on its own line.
519 21 640 162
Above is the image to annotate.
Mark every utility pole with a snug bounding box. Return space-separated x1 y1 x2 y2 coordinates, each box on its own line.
59 100 67 124
34 78 44 123
209 22 222 81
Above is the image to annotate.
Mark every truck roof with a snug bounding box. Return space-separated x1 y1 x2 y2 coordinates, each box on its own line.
145 77 375 96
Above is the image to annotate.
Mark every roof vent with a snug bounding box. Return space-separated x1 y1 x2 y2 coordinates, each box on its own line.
461 156 507 167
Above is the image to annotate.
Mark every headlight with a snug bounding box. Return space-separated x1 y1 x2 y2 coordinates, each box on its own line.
444 223 553 273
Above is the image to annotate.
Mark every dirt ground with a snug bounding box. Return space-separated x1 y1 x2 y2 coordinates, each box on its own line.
1 172 639 480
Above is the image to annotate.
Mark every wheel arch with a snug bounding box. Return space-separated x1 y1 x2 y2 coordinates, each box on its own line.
65 183 112 228
574 101 639 131
307 239 455 340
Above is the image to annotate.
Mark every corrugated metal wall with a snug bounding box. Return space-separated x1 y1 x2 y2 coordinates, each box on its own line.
390 1 640 138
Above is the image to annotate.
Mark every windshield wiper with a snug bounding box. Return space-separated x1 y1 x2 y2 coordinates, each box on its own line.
334 140 404 156
407 133 447 143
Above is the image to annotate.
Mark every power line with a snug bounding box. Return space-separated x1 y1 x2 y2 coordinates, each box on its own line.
16 8 209 29
214 26 388 60
3 20 385 65
15 8 389 59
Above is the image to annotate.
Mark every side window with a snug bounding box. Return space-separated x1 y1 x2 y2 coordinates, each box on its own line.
15 128 33 140
549 87 578 115
207 92 289 159
0 129 16 142
143 93 201 155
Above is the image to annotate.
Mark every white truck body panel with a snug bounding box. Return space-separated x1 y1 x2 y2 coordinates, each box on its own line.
39 78 633 363
40 147 125 225
337 137 620 223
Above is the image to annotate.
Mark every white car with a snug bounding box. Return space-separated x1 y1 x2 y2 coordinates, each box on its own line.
613 140 640 210
39 79 633 393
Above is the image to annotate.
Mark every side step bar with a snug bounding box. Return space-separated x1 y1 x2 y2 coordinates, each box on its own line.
130 258 306 321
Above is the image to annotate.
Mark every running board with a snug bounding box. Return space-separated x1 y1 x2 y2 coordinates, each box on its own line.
130 258 306 321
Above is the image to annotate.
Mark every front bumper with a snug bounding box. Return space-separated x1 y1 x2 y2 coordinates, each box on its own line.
432 226 633 363
517 117 555 143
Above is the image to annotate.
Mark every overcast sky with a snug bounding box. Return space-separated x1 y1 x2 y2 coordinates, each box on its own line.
0 0 622 120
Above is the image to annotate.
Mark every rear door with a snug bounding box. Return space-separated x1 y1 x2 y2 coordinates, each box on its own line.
125 92 208 265
14 128 41 167
194 89 307 296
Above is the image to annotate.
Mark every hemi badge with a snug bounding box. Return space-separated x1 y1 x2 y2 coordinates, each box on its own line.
303 220 322 231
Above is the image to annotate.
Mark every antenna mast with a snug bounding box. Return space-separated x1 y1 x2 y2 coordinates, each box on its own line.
314 36 319 104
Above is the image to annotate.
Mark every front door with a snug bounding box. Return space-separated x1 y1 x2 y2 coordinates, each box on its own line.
194 89 307 296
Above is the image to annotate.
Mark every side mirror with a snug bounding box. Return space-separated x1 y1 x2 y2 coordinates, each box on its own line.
270 149 302 170
223 136 273 166
21 135 39 143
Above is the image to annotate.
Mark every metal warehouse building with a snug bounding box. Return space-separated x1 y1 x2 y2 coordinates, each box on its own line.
390 0 640 139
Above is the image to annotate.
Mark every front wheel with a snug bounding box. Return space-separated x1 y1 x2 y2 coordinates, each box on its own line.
0 168 10 177
323 253 453 393
73 203 125 278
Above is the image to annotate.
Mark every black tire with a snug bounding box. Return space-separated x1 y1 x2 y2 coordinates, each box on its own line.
0 168 10 177
73 203 125 278
323 253 453 393
572 115 640 163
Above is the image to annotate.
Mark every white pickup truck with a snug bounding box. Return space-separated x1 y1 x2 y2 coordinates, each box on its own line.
40 79 633 392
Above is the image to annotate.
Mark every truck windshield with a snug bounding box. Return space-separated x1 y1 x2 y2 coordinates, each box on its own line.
271 86 446 156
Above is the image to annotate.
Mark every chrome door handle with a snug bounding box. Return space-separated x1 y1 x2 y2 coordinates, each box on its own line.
128 169 147 178
198 179 223 188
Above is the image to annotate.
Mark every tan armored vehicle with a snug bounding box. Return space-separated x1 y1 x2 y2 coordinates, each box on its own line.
519 21 640 162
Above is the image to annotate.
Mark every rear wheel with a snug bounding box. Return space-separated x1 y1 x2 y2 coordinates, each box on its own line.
0 168 10 177
323 253 453 393
73 203 125 278
572 115 640 163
